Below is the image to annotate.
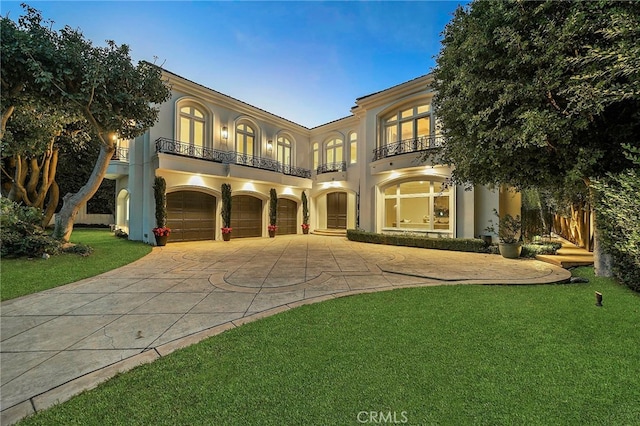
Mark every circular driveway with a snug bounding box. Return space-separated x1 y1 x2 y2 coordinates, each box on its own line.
1 235 570 424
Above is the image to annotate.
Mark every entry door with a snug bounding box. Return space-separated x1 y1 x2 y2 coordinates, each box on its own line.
327 192 347 229
277 198 297 235
231 195 262 238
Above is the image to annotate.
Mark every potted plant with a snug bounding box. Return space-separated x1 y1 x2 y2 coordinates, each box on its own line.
221 183 232 241
485 209 522 259
268 188 278 237
301 191 310 234
153 176 170 246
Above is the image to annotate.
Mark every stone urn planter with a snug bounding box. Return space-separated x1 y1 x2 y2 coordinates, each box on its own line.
499 242 522 259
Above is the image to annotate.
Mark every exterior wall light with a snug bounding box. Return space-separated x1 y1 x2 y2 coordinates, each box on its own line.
221 126 228 140
267 140 273 151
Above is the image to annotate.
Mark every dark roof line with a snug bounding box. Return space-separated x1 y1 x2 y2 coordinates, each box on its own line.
356 73 432 102
144 61 311 130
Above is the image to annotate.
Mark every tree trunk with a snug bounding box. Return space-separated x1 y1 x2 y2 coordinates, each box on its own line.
54 144 114 242
593 213 613 277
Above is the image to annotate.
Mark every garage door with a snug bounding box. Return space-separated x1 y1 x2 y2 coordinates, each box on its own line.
277 198 297 235
166 191 216 242
231 195 262 238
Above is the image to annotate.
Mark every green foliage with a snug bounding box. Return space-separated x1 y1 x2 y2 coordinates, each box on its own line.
114 229 128 239
431 1 640 194
221 183 232 228
153 176 167 228
520 243 563 258
347 229 487 253
0 197 60 258
62 242 94 256
593 146 640 291
301 191 309 225
269 188 278 226
485 210 522 244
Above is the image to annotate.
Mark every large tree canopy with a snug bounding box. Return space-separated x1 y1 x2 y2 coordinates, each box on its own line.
432 0 640 191
1 5 170 241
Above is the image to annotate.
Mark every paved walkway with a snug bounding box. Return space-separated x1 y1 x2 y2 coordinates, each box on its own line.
1 235 571 424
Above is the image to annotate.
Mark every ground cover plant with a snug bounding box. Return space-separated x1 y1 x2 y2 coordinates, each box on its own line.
19 267 640 425
1 229 151 301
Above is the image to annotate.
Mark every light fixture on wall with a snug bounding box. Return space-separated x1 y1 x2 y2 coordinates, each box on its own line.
267 140 273 152
221 126 228 140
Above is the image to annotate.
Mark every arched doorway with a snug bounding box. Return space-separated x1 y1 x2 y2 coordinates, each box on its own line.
231 195 262 238
277 198 297 235
327 192 347 229
167 191 216 242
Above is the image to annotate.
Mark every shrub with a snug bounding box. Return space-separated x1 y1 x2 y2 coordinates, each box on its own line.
594 147 640 292
62 243 94 256
114 229 128 239
0 198 61 258
520 243 563 258
347 229 487 253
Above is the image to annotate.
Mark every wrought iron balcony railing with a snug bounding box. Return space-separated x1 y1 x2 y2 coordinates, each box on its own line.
372 135 444 161
316 161 347 175
155 138 311 179
111 147 130 162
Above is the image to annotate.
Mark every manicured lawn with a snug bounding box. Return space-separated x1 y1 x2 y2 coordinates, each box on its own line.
1 229 151 301
19 267 640 425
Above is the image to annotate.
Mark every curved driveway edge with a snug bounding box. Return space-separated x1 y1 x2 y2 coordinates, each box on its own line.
1 235 571 425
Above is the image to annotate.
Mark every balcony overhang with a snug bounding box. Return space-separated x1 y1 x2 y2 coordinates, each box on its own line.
105 161 129 179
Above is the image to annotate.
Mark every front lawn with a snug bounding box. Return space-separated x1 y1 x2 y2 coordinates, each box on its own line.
1 229 151 301
19 267 640 425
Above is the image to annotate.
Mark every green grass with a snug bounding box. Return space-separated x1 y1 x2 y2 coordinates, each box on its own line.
19 267 640 425
1 229 151 301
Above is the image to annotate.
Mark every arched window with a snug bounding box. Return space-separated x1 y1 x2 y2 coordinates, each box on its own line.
236 123 255 156
179 105 206 148
277 135 292 166
349 132 357 164
312 142 319 170
383 103 431 147
325 138 343 165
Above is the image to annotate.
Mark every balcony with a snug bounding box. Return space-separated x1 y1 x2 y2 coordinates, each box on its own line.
155 138 311 179
372 135 444 161
316 161 347 174
111 147 130 162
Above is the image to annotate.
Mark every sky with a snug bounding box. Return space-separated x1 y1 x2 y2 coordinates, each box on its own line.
2 1 468 128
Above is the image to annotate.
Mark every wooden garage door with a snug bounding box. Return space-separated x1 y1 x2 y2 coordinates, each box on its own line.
231 195 262 238
327 191 347 229
277 198 297 235
166 191 216 242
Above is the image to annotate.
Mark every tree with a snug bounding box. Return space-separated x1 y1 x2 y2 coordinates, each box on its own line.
431 0 640 275
1 5 170 241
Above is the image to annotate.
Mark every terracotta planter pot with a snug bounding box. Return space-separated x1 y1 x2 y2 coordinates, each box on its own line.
269 230 276 238
302 228 309 235
155 235 169 246
499 242 522 259
222 232 231 241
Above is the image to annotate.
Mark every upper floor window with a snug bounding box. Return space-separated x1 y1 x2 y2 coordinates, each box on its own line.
325 138 343 164
277 135 292 166
179 105 206 147
349 132 357 164
236 123 255 156
312 142 319 170
383 103 431 146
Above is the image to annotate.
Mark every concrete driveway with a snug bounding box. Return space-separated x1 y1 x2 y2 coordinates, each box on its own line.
1 235 570 424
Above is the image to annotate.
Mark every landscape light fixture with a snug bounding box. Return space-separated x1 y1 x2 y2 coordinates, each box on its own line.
595 291 603 307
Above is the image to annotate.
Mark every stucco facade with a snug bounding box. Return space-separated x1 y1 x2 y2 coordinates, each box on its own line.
107 67 518 244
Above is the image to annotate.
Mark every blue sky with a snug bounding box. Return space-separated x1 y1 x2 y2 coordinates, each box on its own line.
2 1 468 128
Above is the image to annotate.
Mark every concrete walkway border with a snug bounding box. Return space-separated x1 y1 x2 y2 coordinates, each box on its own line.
1 235 572 425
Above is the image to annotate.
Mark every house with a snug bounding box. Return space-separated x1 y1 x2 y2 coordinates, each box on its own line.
106 67 520 244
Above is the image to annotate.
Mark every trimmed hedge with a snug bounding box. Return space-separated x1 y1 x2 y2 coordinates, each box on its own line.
520 242 563 258
346 229 488 253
